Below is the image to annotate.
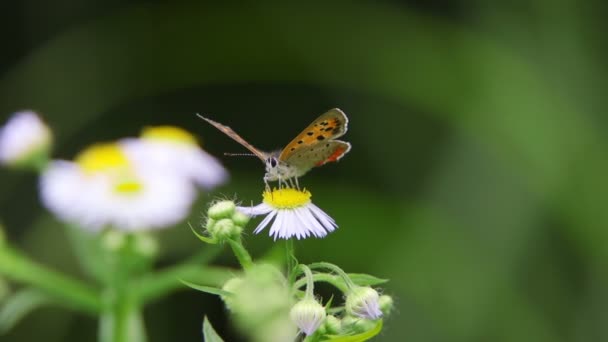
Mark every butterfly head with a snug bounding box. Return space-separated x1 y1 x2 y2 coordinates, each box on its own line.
263 153 300 182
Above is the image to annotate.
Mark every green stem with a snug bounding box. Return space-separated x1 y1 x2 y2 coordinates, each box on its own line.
0 245 101 314
308 262 356 291
293 273 349 293
99 288 146 342
299 264 314 299
227 238 253 270
285 239 297 284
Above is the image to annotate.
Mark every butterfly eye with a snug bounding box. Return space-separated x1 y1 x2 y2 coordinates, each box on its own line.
267 157 278 168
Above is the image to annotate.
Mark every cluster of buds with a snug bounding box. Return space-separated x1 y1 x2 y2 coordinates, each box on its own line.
192 200 393 342
203 200 250 242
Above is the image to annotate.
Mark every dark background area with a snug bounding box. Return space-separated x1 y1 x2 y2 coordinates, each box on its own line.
1 0 608 341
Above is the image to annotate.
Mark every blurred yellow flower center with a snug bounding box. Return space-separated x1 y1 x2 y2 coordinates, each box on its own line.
141 126 198 146
75 143 130 174
114 179 143 194
263 188 311 209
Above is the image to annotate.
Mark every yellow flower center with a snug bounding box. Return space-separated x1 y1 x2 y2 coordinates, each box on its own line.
263 188 311 209
141 126 198 146
75 143 130 174
114 179 143 195
75 143 145 195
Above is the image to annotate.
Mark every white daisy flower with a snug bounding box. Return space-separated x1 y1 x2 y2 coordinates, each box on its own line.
40 142 196 231
237 188 337 240
0 110 51 166
121 126 227 189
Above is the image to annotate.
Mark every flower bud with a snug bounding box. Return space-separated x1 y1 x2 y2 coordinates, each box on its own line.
231 210 250 227
224 264 296 341
0 111 52 170
101 230 127 252
221 276 243 311
205 217 216 231
341 315 377 333
324 315 341 334
379 294 393 316
133 233 159 258
207 200 235 220
208 218 241 241
289 298 326 336
345 287 383 320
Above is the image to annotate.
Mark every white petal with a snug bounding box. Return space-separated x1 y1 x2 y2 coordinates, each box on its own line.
253 209 277 234
39 159 197 231
269 210 286 240
308 204 337 232
121 138 228 190
295 207 327 238
294 207 323 238
238 203 273 216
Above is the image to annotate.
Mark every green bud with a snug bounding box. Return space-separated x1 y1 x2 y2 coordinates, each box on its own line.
379 294 393 316
324 315 341 334
133 233 159 258
290 298 326 336
208 218 241 241
101 230 126 252
226 264 295 340
346 287 382 320
221 277 243 311
341 315 377 334
205 217 216 231
231 210 250 226
207 200 236 220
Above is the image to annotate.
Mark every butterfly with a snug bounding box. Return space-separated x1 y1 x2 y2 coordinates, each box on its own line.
198 108 351 188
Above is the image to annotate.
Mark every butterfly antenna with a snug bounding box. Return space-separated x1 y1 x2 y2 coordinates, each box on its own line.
224 152 258 157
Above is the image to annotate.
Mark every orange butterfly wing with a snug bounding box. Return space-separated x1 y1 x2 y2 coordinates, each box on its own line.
278 108 348 162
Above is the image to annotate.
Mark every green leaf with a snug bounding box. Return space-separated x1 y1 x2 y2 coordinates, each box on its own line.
189 223 218 244
324 320 383 342
0 288 53 333
202 316 225 342
180 280 233 297
347 274 389 287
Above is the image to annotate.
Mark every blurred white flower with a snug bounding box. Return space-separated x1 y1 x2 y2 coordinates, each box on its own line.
40 142 196 231
238 188 337 240
0 110 51 166
121 126 227 189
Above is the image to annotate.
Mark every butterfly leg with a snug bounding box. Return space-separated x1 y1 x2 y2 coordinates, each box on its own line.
263 175 271 192
294 176 300 190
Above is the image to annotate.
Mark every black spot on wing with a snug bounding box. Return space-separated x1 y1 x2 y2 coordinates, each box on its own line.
316 135 325 141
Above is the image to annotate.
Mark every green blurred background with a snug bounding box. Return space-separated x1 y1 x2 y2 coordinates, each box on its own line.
1 0 608 341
